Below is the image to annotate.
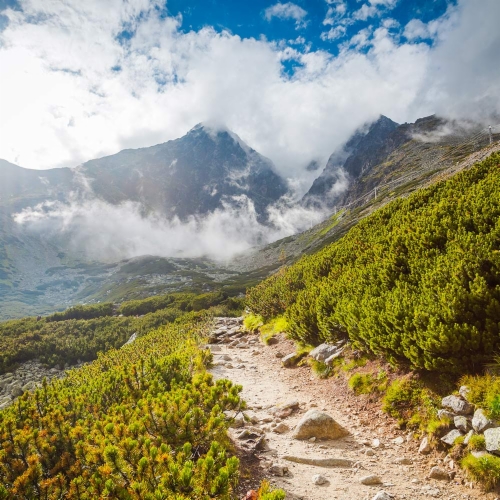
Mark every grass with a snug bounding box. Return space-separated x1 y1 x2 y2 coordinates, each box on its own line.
461 453 500 491
259 315 288 344
382 377 440 430
348 370 388 395
468 435 486 452
460 372 500 420
243 313 264 332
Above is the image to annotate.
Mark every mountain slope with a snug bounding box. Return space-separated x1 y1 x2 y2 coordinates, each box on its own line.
80 123 288 220
303 115 399 207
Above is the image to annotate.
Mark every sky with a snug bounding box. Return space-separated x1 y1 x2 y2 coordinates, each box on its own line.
1 0 499 185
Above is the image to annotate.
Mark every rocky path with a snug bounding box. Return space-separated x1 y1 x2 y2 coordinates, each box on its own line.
208 317 496 500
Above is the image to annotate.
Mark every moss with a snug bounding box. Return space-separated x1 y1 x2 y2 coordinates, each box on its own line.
468 434 486 452
348 370 387 395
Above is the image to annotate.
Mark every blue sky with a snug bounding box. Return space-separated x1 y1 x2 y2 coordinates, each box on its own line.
166 0 452 55
0 0 498 177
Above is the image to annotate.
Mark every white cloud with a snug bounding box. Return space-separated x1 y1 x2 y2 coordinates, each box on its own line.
0 0 498 191
321 25 347 42
404 19 430 40
264 2 308 29
369 0 398 7
352 4 378 21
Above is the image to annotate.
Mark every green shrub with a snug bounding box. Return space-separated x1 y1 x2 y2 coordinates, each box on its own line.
460 374 500 419
247 153 500 373
461 453 500 490
47 302 114 321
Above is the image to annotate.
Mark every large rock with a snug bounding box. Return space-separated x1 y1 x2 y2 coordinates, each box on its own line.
441 429 463 446
453 415 469 432
472 409 494 433
292 410 349 440
309 344 340 362
484 427 500 455
441 395 473 415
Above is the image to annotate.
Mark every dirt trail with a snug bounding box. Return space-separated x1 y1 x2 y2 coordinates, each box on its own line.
208 317 496 500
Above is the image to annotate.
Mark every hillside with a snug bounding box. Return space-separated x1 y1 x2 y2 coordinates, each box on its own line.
247 152 500 373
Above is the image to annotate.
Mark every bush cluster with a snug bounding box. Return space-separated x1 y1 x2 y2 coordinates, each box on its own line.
247 154 500 373
0 315 245 499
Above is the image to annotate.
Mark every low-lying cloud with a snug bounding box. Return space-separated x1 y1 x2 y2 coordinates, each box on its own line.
13 196 329 262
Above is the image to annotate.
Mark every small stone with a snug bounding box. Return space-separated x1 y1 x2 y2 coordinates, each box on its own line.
441 429 463 446
394 457 412 465
472 408 494 433
459 385 471 402
428 466 452 480
312 474 327 485
463 429 474 446
269 463 287 477
365 449 375 456
231 414 245 429
371 491 393 500
453 415 469 432
9 383 23 398
441 395 473 415
309 436 316 443
281 353 300 368
418 436 431 454
437 409 455 420
393 436 404 445
273 422 290 434
372 438 383 449
360 474 382 485
275 352 284 358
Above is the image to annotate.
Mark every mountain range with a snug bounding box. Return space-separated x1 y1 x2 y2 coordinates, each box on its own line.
0 115 496 318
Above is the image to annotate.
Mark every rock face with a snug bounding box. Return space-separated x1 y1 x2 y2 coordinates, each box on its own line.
484 427 500 455
81 123 288 222
303 115 400 207
292 409 349 440
441 395 473 415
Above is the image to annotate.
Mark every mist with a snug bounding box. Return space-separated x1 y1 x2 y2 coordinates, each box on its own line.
13 195 329 262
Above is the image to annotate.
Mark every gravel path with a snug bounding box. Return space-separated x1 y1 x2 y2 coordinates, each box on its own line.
209 317 497 500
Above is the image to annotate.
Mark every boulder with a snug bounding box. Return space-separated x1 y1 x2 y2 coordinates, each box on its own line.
312 474 328 485
292 410 349 440
22 381 36 393
309 344 339 362
472 409 494 433
441 429 463 446
324 347 346 365
484 427 500 455
453 415 469 432
441 395 473 415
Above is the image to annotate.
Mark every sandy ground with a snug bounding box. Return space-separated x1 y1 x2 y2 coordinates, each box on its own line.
209 321 498 500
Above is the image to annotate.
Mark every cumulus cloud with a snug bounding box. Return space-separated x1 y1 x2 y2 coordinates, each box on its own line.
0 0 498 185
13 195 328 261
264 2 308 29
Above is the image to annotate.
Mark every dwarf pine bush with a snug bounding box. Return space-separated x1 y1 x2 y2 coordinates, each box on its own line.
247 153 500 373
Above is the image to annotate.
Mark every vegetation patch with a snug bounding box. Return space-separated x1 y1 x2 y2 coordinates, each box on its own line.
461 453 500 491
